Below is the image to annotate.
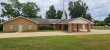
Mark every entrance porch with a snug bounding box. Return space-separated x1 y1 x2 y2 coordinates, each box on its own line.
68 23 91 33
53 23 91 33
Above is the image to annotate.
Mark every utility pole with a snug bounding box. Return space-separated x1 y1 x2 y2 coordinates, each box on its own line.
99 12 100 26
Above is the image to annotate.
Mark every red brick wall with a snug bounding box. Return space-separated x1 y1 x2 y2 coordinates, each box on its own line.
73 24 93 29
3 17 38 32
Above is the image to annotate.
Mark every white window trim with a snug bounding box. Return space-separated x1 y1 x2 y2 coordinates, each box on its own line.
10 24 14 30
29 24 32 29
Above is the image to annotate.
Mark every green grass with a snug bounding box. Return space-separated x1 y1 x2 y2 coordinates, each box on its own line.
0 30 57 33
0 31 16 33
94 26 110 30
23 30 58 32
0 35 110 50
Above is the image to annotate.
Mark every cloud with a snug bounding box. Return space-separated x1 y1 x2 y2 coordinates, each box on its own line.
83 0 110 20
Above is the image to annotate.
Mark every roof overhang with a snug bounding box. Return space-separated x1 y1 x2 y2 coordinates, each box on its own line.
68 17 92 24
3 16 39 24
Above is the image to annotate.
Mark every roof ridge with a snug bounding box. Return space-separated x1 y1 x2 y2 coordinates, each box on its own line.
53 19 65 24
3 16 38 24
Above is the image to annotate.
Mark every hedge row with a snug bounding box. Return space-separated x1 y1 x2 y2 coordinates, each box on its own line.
38 25 53 30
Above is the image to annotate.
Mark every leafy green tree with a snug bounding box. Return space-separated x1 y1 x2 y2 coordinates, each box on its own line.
0 0 22 18
22 2 40 18
84 13 92 21
56 10 62 19
46 5 56 19
65 11 68 19
94 20 103 26
104 14 110 24
56 10 68 19
68 0 88 18
0 0 40 18
38 15 42 19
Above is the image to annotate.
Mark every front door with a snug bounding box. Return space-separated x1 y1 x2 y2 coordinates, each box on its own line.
18 25 23 32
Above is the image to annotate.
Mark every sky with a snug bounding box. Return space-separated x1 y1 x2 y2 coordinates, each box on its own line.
0 0 110 21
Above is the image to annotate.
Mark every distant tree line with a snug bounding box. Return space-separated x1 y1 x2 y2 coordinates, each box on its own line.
93 14 110 26
104 14 110 25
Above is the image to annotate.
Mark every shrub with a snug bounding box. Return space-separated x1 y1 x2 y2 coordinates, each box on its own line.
0 24 3 31
38 25 53 30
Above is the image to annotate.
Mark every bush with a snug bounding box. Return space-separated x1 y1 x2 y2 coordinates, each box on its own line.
38 25 53 30
0 24 3 31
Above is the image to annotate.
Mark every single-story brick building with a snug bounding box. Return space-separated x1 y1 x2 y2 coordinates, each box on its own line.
3 16 93 32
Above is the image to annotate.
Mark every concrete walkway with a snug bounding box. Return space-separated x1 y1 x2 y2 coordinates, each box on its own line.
0 29 110 38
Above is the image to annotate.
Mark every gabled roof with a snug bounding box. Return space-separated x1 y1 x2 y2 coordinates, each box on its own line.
56 17 92 24
3 16 38 24
69 17 91 24
3 16 92 24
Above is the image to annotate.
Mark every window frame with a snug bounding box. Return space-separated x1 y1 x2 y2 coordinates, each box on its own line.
10 24 14 30
29 24 32 29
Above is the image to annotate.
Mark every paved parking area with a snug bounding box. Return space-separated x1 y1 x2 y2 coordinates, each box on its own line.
0 29 110 38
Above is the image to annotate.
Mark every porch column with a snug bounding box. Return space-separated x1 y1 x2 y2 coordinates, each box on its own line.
77 24 80 31
72 24 74 31
87 23 91 32
61 24 64 30
68 23 72 33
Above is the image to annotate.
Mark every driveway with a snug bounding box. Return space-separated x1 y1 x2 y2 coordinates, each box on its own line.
0 29 110 38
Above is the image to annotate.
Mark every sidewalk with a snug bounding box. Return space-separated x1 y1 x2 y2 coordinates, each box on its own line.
0 29 110 38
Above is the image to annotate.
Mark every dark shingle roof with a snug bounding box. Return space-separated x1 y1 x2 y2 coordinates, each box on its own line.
29 18 74 24
56 19 72 24
4 16 92 24
29 18 77 24
29 18 61 24
48 19 61 24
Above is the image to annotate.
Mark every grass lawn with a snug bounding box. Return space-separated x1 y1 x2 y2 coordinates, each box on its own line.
94 26 110 30
0 31 16 33
0 35 110 50
23 30 58 32
0 30 57 33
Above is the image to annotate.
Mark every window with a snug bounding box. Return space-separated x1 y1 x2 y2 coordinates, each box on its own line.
29 24 32 29
10 24 13 30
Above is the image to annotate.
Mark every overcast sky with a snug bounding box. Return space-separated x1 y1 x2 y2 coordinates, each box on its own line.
0 0 110 20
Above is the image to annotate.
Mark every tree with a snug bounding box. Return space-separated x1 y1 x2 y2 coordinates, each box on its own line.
38 15 42 19
56 10 68 19
22 2 40 18
84 13 92 21
0 0 22 18
94 20 104 26
56 10 62 19
0 0 40 18
46 5 56 19
104 14 110 24
68 0 88 18
65 11 68 19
